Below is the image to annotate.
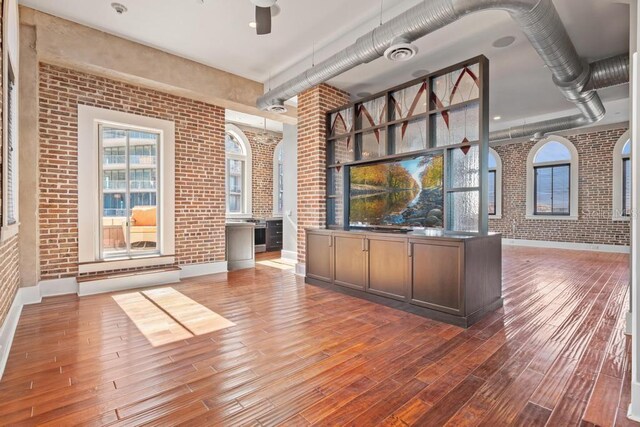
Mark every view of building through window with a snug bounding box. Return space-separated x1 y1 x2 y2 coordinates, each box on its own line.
101 127 159 258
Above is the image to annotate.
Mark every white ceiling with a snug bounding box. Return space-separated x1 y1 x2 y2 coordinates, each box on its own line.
19 0 631 128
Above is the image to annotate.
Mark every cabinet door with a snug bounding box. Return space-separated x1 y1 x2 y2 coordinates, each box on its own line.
366 236 408 300
333 234 367 290
410 240 463 315
306 232 333 282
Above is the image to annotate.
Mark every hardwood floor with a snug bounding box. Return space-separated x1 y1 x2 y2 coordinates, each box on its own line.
0 246 635 426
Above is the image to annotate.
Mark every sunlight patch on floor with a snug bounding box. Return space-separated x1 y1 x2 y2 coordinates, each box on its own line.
256 258 296 270
113 287 235 346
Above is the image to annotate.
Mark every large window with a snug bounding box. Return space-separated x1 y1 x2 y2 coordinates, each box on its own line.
274 141 284 216
225 125 252 217
526 137 578 219
613 131 631 220
488 148 502 218
100 125 160 258
5 60 16 225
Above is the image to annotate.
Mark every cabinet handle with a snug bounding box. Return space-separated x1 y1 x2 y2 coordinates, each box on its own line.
408 243 413 257
362 238 366 252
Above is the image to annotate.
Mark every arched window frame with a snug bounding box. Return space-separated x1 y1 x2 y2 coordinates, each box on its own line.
273 141 284 216
526 135 579 220
612 130 631 221
488 148 502 219
225 124 252 218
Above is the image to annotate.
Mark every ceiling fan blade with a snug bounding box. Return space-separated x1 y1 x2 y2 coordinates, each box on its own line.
255 6 271 35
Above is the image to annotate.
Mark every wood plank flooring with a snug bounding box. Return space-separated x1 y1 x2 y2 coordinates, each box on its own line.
0 246 635 426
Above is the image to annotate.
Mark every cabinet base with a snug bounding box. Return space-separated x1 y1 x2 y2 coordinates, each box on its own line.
305 277 503 328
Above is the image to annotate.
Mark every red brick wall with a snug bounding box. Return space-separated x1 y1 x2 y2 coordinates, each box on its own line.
243 129 282 218
297 84 349 264
489 127 630 246
38 63 226 280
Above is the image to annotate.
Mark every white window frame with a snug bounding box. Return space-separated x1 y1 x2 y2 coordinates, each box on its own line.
273 140 284 217
0 0 19 242
613 130 631 221
225 123 252 219
526 135 579 220
488 147 502 219
78 105 175 274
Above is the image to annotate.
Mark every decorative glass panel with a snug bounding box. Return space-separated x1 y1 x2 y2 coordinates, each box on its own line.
449 145 479 188
447 190 479 233
432 102 479 147
330 107 353 136
357 96 386 129
534 141 571 163
393 119 427 154
328 137 353 165
360 130 386 160
431 63 479 109
390 81 427 120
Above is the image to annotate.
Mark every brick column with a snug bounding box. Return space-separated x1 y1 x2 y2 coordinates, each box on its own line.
297 84 349 266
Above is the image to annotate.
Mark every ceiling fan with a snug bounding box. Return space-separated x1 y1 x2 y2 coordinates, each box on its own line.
250 0 278 35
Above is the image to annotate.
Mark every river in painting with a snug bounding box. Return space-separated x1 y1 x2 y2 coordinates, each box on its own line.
349 155 444 228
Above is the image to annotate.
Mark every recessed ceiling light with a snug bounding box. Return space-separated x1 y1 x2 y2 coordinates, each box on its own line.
492 36 515 48
493 116 502 120
111 2 128 14
249 21 257 28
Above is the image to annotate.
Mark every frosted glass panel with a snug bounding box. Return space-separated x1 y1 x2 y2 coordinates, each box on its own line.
330 108 353 136
329 137 354 165
431 63 480 109
448 190 479 232
432 102 479 147
358 96 386 129
390 82 427 120
327 166 344 197
393 119 427 154
449 145 479 188
360 130 386 160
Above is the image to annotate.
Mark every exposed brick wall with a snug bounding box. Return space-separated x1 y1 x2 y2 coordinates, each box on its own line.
489 127 630 246
243 128 282 218
297 84 349 264
38 63 226 280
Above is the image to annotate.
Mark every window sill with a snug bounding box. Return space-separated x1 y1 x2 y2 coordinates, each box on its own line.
0 223 19 242
226 213 253 220
78 254 175 274
489 214 502 220
525 215 578 221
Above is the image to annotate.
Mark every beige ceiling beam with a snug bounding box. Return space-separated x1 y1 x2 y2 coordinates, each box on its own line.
20 6 297 124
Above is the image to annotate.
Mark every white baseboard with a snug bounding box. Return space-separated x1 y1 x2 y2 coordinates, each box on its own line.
502 238 630 254
78 269 181 296
295 262 306 277
0 289 23 379
628 381 640 422
180 261 227 279
281 250 297 262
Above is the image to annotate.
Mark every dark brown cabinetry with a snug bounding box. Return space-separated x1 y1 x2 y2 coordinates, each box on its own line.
266 220 283 251
305 229 502 327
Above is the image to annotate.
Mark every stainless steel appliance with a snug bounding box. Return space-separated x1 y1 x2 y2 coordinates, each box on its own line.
247 219 267 252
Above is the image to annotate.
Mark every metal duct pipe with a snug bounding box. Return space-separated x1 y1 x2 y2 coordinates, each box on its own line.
490 54 630 142
586 54 630 91
257 0 618 139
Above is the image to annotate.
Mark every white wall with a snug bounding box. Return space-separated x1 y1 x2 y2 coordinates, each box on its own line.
281 124 297 260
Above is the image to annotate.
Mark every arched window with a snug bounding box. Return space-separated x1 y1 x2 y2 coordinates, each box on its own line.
225 124 252 217
526 136 578 219
273 141 284 216
488 148 502 218
613 130 631 220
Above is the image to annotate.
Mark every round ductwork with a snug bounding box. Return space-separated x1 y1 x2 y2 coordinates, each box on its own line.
384 37 418 62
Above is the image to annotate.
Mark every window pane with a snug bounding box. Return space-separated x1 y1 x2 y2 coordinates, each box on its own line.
225 133 244 154
229 194 241 213
488 170 496 215
129 131 158 254
622 140 631 156
552 165 570 214
360 130 386 160
488 152 497 169
624 158 631 216
534 141 571 163
535 167 553 213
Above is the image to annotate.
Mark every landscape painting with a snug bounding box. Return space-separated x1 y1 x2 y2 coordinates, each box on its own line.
349 154 444 228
